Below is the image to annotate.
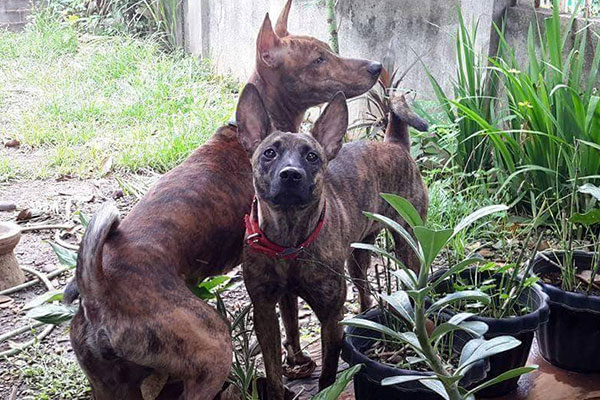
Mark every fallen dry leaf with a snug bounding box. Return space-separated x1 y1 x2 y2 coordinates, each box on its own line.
16 209 32 221
4 139 20 148
0 294 12 304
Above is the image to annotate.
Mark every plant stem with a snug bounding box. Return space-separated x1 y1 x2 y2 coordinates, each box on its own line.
414 266 463 400
325 0 339 54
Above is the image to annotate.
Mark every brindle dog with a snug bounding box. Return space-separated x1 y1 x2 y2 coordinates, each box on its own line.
64 1 382 398
236 84 428 400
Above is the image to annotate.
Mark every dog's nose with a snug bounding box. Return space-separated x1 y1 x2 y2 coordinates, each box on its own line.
279 167 305 184
367 62 383 77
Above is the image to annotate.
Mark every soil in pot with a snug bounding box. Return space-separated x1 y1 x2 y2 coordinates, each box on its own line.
532 250 600 373
430 267 549 397
342 309 489 400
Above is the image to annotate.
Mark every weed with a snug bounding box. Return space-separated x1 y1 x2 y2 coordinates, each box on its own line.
0 11 238 178
14 343 90 400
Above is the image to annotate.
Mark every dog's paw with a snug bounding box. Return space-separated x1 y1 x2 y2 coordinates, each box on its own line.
282 358 316 380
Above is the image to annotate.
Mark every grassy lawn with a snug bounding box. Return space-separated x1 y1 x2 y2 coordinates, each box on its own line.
0 11 238 179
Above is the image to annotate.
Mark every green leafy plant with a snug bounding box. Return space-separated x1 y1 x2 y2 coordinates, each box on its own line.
550 182 600 293
426 6 500 174
47 0 182 49
312 364 363 400
454 0 600 214
342 194 537 400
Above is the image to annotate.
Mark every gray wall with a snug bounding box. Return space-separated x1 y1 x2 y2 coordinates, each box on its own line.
0 0 34 31
182 0 517 98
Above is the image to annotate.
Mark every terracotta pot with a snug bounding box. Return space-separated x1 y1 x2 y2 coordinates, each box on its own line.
0 222 25 290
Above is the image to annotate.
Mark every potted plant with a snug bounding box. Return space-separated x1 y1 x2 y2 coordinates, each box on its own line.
341 194 537 400
532 183 600 372
429 257 549 397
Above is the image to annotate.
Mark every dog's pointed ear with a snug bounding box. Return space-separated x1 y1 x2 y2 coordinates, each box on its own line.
275 0 292 37
257 13 283 68
311 92 348 161
236 84 272 155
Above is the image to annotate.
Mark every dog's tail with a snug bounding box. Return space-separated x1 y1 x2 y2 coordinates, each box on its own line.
63 204 120 303
384 94 429 150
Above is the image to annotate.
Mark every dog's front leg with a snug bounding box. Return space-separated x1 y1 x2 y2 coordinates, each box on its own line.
318 313 344 390
253 301 285 400
280 294 315 377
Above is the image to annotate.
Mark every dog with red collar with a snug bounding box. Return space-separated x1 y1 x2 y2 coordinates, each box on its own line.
236 84 428 400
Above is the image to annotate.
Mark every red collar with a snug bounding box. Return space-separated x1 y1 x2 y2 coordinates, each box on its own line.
244 197 326 260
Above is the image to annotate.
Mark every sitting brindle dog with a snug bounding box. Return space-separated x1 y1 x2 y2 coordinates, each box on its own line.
64 1 382 398
236 84 428 400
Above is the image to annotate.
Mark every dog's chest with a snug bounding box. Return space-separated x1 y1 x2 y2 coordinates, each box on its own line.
243 251 341 297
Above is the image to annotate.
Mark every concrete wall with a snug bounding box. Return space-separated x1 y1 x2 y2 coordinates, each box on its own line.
0 0 33 32
182 0 517 98
505 2 599 72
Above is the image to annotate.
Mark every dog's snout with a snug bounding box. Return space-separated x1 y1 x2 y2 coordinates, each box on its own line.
367 62 383 77
279 167 305 184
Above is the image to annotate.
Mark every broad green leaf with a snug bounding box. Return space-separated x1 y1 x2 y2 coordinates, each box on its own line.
571 209 600 226
447 312 475 325
23 290 64 311
427 290 490 315
434 373 464 387
419 378 449 400
466 366 538 396
406 287 431 304
390 269 418 290
430 320 488 343
413 227 453 268
363 212 424 263
381 291 415 325
50 242 78 268
341 318 422 353
458 336 522 374
26 304 78 325
77 211 90 229
340 318 405 343
312 364 363 400
380 193 424 228
351 243 417 287
381 374 432 386
429 258 487 289
191 276 232 300
579 183 600 202
453 205 508 237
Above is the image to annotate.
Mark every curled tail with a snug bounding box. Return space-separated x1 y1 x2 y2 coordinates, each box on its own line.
63 204 120 303
384 94 429 150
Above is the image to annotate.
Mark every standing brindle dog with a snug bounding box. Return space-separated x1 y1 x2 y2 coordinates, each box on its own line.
237 84 428 400
64 1 382 398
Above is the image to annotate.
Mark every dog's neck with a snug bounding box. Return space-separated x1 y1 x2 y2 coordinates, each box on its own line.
249 71 305 132
256 197 325 249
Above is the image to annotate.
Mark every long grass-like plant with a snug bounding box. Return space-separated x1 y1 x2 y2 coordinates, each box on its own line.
426 7 500 174
454 0 600 213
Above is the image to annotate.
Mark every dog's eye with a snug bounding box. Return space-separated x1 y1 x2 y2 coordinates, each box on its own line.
306 152 319 162
263 149 277 159
313 56 326 65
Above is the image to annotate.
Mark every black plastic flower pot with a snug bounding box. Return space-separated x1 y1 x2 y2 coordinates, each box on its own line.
531 250 600 373
341 309 489 400
430 268 549 398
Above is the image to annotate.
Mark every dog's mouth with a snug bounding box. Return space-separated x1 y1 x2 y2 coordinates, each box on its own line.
271 191 310 206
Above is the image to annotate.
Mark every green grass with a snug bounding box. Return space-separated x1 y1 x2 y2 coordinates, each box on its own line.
0 10 238 178
0 157 21 181
11 343 90 400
